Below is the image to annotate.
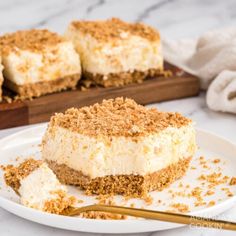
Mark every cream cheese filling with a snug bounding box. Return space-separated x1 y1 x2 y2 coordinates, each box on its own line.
42 124 196 179
2 41 81 85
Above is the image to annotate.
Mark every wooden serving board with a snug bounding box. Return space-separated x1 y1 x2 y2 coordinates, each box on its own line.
0 63 200 129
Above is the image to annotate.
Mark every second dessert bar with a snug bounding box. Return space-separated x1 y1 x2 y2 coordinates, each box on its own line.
65 18 163 87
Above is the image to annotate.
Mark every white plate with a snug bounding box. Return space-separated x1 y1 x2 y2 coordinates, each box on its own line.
0 124 236 234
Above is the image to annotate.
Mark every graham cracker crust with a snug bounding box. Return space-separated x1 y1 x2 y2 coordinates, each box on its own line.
83 68 163 87
4 73 81 99
3 159 76 214
46 157 192 197
0 75 3 101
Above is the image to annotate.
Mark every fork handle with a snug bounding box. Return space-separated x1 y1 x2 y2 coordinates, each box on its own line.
66 204 236 231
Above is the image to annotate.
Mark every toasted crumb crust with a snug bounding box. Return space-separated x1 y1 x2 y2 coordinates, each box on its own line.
46 157 191 197
169 203 189 213
0 29 64 55
80 211 127 220
43 190 76 214
49 97 191 138
70 18 160 42
230 177 236 185
83 68 163 87
4 159 42 193
4 73 81 99
0 80 2 102
4 159 76 214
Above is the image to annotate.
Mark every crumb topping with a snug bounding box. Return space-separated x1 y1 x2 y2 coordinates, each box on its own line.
221 187 234 197
4 159 42 192
230 177 236 185
44 190 76 214
198 172 229 188
212 158 220 164
0 29 64 55
169 203 189 213
78 195 127 219
70 18 160 42
207 200 215 207
80 210 127 220
49 97 191 138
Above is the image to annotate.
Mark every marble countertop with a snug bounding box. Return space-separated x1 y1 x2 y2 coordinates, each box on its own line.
0 0 236 235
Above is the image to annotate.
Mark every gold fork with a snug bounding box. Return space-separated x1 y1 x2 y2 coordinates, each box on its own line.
61 204 236 231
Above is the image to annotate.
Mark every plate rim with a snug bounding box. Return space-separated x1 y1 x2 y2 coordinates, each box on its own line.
0 124 236 233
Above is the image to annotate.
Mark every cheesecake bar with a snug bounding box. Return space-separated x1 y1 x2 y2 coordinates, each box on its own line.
0 56 3 101
65 18 163 87
4 159 75 214
42 97 196 197
0 29 81 98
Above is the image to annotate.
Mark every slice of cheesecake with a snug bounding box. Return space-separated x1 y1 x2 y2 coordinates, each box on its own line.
65 18 163 87
4 159 75 214
42 97 196 197
0 29 81 98
0 56 3 101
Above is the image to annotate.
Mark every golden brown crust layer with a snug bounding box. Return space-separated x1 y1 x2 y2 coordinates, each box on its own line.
4 159 42 193
46 157 192 197
49 97 191 138
70 18 160 42
4 73 81 99
0 29 64 55
0 80 2 102
83 68 162 87
44 190 76 214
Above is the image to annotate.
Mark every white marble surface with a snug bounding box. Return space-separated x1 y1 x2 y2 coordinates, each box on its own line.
0 0 236 235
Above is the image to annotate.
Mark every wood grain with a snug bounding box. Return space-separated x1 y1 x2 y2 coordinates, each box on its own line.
0 101 28 129
0 64 200 129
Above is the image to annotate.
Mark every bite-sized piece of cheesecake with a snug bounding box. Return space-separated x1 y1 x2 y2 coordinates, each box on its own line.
65 18 163 87
4 159 75 214
42 97 196 197
0 56 3 101
0 29 81 98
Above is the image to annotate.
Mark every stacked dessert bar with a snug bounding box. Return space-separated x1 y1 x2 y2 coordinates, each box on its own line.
0 18 163 100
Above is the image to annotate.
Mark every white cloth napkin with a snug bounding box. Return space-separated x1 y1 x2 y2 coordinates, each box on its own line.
163 28 236 114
